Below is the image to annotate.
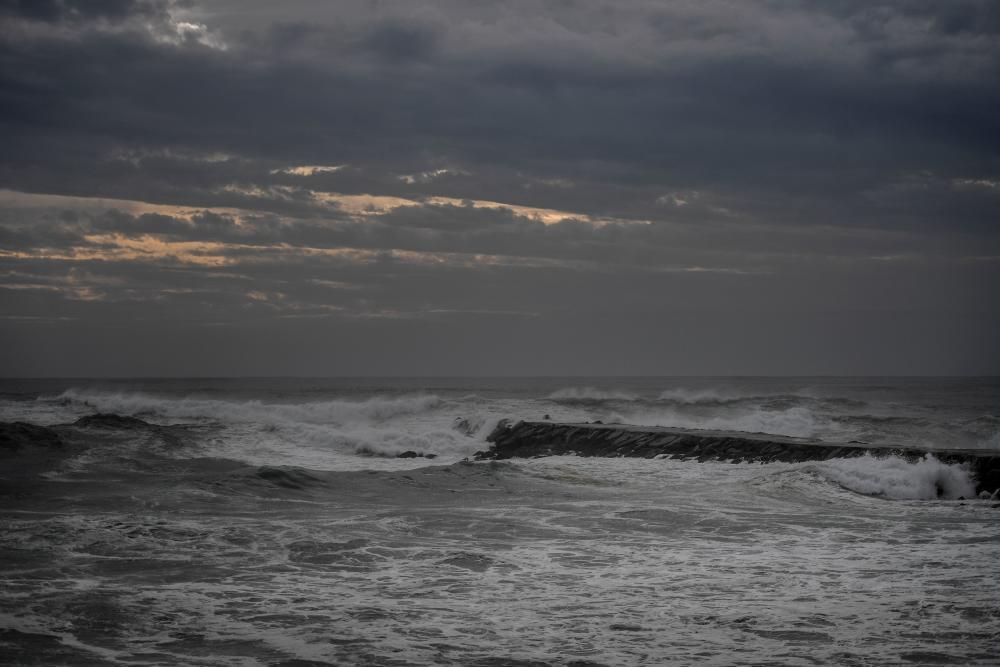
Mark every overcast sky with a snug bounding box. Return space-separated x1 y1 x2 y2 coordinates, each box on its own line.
1 0 997 376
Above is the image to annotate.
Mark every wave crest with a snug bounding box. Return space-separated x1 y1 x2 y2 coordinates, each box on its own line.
656 388 738 404
52 388 444 425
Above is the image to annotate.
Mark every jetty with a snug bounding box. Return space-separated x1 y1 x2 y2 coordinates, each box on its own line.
476 420 1000 496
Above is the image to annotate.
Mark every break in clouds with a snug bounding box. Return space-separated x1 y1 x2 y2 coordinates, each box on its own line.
1 0 998 375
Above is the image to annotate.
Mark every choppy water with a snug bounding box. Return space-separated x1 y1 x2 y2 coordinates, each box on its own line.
2 377 999 665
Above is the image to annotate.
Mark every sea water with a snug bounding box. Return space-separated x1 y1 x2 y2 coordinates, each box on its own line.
1 377 998 665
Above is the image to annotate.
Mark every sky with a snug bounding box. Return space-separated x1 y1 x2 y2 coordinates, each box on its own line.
0 0 998 376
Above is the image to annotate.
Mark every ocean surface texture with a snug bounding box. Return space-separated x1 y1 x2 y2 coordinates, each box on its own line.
2 377 999 665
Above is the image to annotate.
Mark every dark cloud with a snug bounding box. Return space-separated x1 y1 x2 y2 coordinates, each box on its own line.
0 0 167 23
360 19 440 63
1 0 998 374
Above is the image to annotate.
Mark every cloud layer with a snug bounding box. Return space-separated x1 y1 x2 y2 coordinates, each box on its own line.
1 0 998 374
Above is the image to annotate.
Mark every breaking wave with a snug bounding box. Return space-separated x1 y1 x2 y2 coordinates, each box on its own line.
51 388 445 426
656 388 743 404
42 388 499 466
812 454 977 500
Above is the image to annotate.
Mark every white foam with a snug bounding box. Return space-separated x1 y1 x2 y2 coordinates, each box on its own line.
813 454 977 500
54 388 444 425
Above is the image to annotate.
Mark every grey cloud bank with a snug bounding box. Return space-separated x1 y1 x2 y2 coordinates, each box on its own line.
0 0 997 375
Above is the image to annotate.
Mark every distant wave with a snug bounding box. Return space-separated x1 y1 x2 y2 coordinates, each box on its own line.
812 454 977 500
548 387 639 402
605 406 834 439
982 431 1000 449
656 388 741 404
549 386 867 413
656 388 870 410
51 388 445 425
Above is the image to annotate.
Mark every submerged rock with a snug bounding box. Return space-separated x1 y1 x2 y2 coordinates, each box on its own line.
396 450 437 459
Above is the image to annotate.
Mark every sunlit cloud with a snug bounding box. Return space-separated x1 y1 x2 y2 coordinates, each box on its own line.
952 178 1000 191
0 189 246 221
270 165 348 177
398 168 468 184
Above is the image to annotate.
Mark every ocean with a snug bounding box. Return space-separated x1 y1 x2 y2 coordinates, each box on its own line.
1 377 999 665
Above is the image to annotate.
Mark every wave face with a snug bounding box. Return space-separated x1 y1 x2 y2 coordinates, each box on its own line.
12 384 503 468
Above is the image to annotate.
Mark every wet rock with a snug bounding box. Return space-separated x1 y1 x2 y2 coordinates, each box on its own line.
396 450 437 459
0 421 62 451
74 413 152 430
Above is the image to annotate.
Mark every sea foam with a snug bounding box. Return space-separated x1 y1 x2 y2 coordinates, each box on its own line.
813 454 977 500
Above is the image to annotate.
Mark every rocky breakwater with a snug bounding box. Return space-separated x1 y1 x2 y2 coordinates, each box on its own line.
476 420 1000 497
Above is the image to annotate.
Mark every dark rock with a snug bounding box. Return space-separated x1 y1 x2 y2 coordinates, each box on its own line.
396 450 436 459
0 421 63 451
74 413 152 430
